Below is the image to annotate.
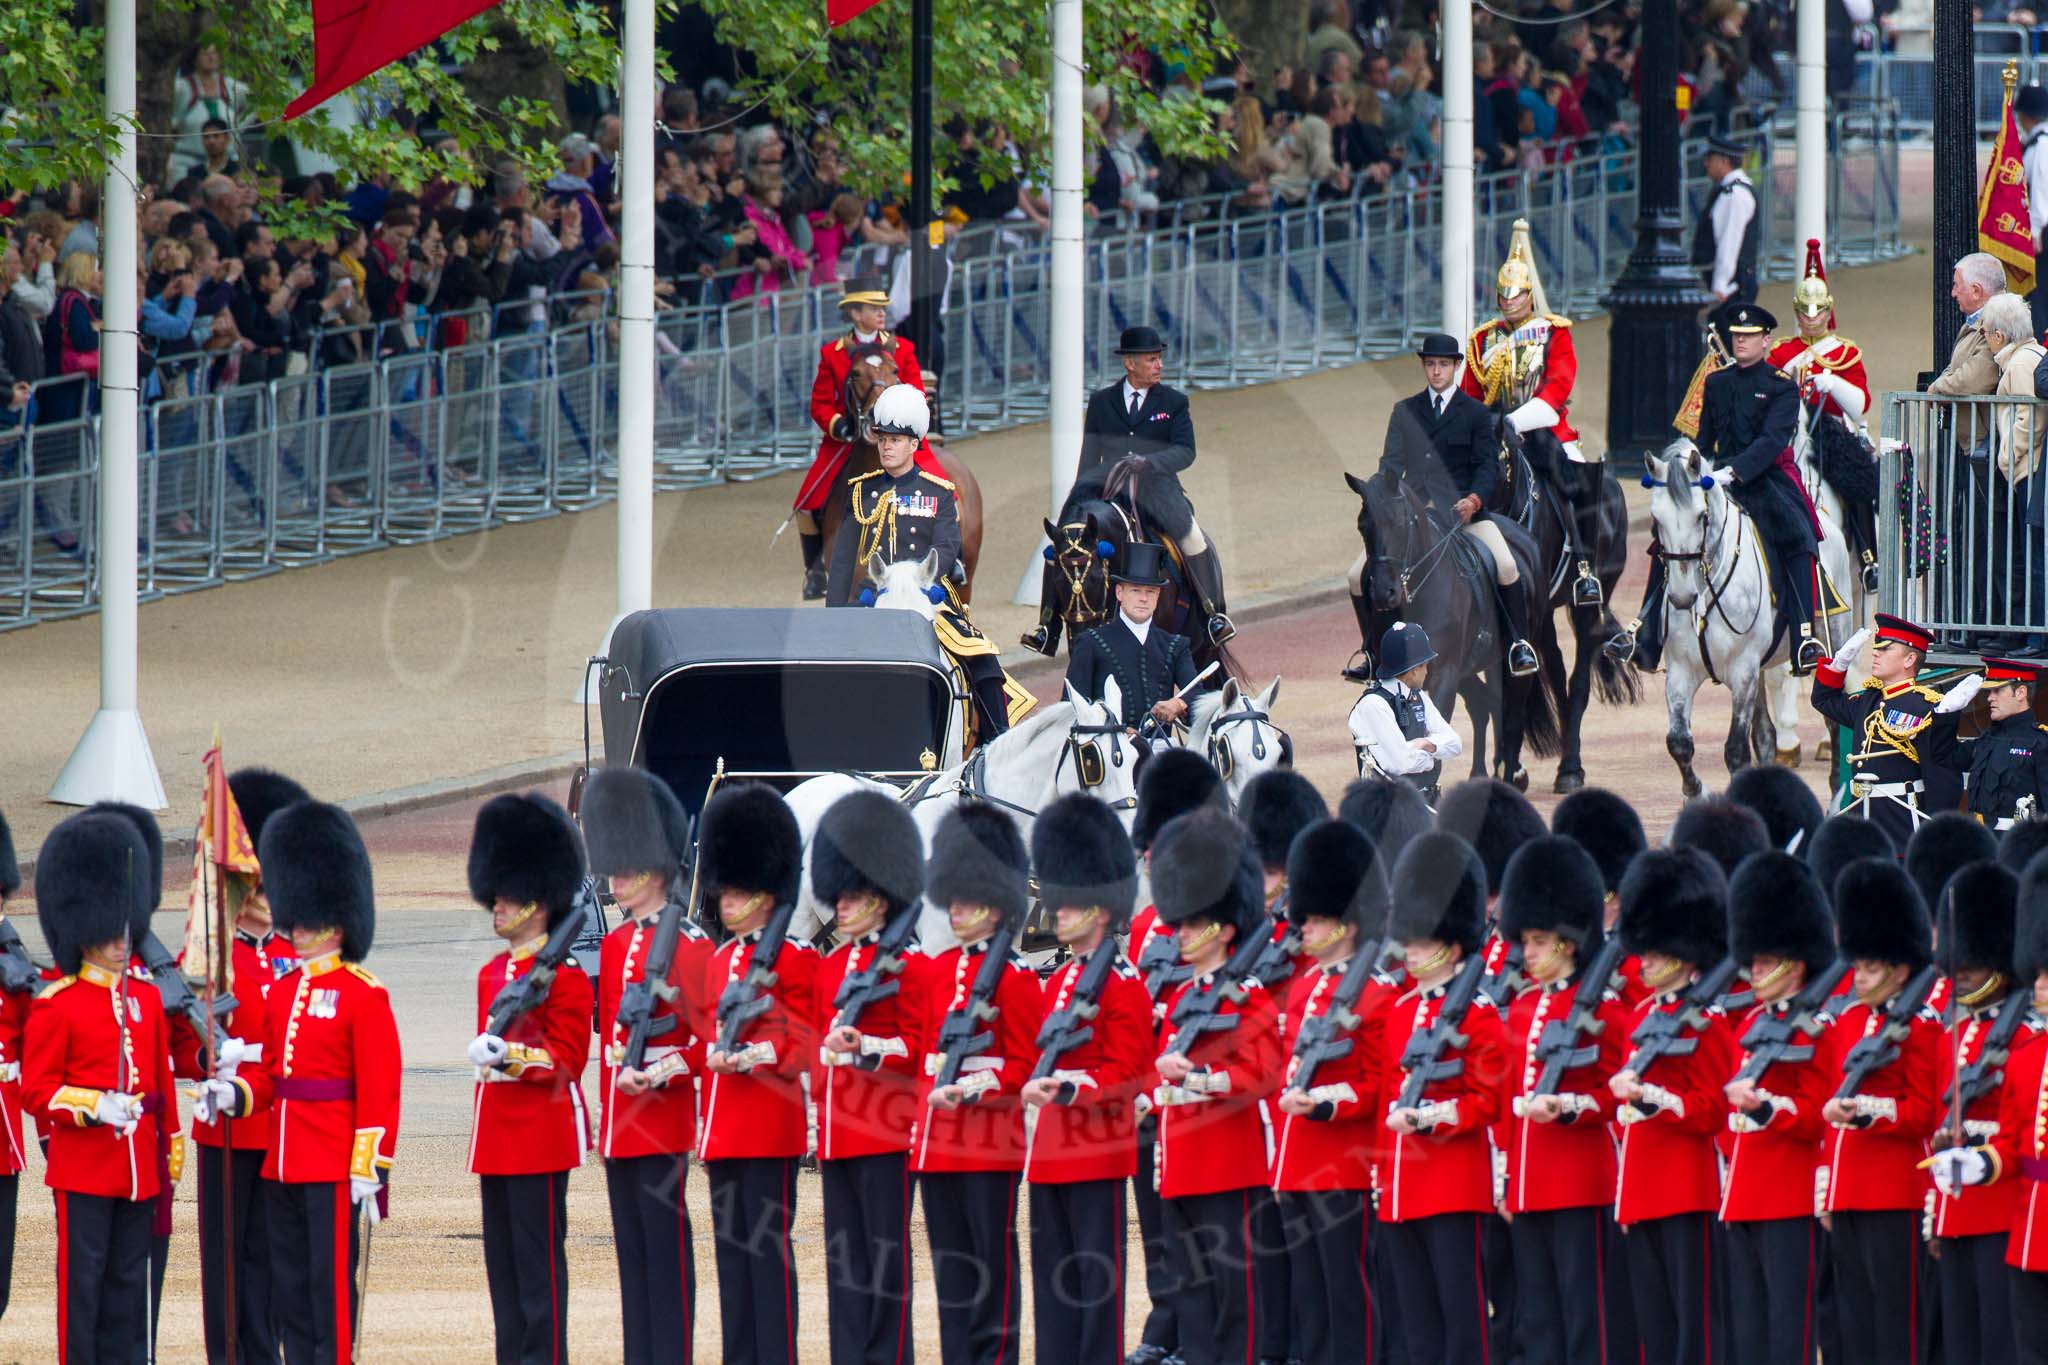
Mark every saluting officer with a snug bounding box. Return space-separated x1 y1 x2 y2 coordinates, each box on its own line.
1065 542 1200 737
1949 658 2048 829
1348 621 1460 803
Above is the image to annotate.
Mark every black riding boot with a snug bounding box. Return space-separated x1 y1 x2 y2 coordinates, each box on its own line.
1020 562 1065 656
1570 464 1605 605
1502 581 1540 677
1344 591 1377 683
1846 496 1880 592
1606 554 1667 671
1183 544 1236 645
1785 553 1824 674
973 675 1013 740
800 531 828 600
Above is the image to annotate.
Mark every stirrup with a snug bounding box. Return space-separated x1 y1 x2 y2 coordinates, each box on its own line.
1572 561 1603 607
1603 624 1638 665
1206 613 1237 646
1020 623 1057 657
1341 650 1374 684
1861 562 1880 594
1507 639 1540 677
1793 635 1824 676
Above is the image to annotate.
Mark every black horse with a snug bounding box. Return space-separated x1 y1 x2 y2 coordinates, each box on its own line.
1346 467 1559 789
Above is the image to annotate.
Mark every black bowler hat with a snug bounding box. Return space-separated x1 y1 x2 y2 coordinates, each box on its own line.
2018 84 2048 121
1705 134 1746 161
1416 332 1461 360
1114 541 1172 587
1115 325 1167 355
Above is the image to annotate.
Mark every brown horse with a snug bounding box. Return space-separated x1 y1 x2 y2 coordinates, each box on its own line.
817 345 985 601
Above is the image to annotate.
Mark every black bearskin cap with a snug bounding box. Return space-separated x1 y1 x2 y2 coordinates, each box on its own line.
1667 797 1769 879
1437 778 1546 889
228 768 313 850
1286 819 1391 931
1131 749 1226 853
1151 808 1264 937
1618 847 1728 967
1806 815 1897 907
2002 820 2048 876
467 792 586 925
0 809 17 898
1241 770 1329 872
261 801 377 961
1937 861 2018 979
699 782 802 905
925 804 1029 926
810 790 925 916
87 802 163 938
1726 765 1825 854
581 767 690 878
1728 851 1835 976
36 812 150 975
1388 831 1488 955
1500 835 1607 949
1834 858 1932 970
1550 787 1646 894
2017 851 2048 980
1032 794 1139 929
1906 813 1998 916
1336 777 1434 869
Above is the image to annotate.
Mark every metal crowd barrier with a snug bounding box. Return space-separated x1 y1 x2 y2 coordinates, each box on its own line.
0 118 1910 631
1880 391 2048 649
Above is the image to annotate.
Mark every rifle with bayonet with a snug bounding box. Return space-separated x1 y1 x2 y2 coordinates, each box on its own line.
830 901 922 1043
1479 939 1528 1008
1394 950 1492 1111
0 920 47 996
615 764 722 1073
1138 927 1193 1002
1163 916 1276 1059
931 923 1021 1091
1831 962 1940 1103
713 896 798 1060
136 929 236 1040
1249 915 1302 994
1286 937 1390 1098
1942 985 2036 1119
1622 956 1740 1078
1730 959 1849 1085
485 883 596 1038
1029 939 1124 1084
1528 935 1630 1097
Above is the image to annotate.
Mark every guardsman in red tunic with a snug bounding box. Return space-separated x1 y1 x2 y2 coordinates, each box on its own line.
1816 858 1943 1365
197 800 399 1365
1123 747 1225 1365
25 812 178 1365
1720 851 1840 1365
1609 847 1737 1365
1021 794 1150 1365
1376 830 1506 1365
695 783 814 1365
0 811 29 1328
462 793 594 1365
585 767 713 1365
1925 860 2029 1365
807 792 928 1365
1770 239 1879 590
1549 786 1651 1008
1148 808 1281 1365
912 804 1044 1365
1269 819 1391 1365
1931 859 2048 1353
1498 836 1630 1365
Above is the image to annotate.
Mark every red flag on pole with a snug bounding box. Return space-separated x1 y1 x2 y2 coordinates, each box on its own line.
285 0 507 119
828 0 889 27
1978 62 2036 297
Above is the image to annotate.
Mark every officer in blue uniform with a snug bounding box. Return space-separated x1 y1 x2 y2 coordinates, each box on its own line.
1947 657 2048 829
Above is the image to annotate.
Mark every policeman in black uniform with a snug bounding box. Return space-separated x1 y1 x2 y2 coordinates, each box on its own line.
1694 134 1760 309
1348 621 1461 805
1065 542 1200 735
1950 658 2048 829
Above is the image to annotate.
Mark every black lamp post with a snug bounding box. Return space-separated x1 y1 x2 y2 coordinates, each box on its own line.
1930 0 1975 370
907 0 936 379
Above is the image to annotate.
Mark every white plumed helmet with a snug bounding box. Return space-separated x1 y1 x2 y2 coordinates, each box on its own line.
871 383 930 439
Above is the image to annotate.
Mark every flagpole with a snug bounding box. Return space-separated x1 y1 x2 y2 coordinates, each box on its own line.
907 0 935 391
1794 0 1826 250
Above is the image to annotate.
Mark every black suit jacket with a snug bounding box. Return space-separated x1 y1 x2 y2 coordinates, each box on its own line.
1078 381 1197 487
1381 387 1503 513
1699 361 1815 557
1065 617 1198 730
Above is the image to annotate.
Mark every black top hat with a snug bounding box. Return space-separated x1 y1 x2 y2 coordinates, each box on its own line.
1705 134 1747 161
1415 332 1461 361
1114 325 1167 355
2018 84 2048 121
1376 621 1437 679
1114 541 1171 588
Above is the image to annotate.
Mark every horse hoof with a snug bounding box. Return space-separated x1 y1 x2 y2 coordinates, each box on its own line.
1815 737 1833 762
1682 773 1704 799
1553 770 1585 794
1510 766 1530 793
1775 744 1802 769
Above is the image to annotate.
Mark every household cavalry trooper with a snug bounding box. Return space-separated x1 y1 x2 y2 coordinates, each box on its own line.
0 811 23 1333
1811 614 1981 845
1948 657 2048 829
463 793 595 1365
1020 793 1151 1365
1269 818 1395 1365
808 791 926 1365
24 811 178 1365
584 766 715 1365
695 782 814 1365
1461 217 1605 608
1147 807 1281 1365
912 803 1044 1365
193 798 401 1365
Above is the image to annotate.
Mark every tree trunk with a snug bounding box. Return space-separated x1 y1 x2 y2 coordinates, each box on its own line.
1213 0 1313 84
136 5 206 187
459 13 572 137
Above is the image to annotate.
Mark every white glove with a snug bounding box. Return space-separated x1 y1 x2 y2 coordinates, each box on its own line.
94 1091 142 1136
212 1037 260 1079
467 1034 509 1068
1828 628 1871 673
1935 673 1984 716
1931 1146 1992 1196
351 1175 384 1225
192 1078 240 1124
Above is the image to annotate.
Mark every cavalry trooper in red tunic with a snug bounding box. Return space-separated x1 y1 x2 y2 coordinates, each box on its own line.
1462 217 1604 608
0 811 26 1332
796 276 938 598
585 766 714 1365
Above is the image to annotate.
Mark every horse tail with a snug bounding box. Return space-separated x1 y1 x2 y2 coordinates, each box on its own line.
1592 610 1643 706
1520 646 1564 760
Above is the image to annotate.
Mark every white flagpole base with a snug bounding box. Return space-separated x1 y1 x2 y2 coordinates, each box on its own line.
50 707 167 809
1012 535 1049 606
575 613 631 704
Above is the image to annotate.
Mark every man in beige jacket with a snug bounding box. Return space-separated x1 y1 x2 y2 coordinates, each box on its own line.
1927 252 2007 396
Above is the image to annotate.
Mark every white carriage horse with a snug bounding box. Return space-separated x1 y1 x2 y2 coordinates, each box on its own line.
1184 677 1291 805
1645 441 1859 798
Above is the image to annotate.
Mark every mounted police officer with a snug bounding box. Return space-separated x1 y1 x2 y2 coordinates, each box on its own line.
1066 542 1199 737
1023 325 1233 654
1948 657 2048 829
1348 621 1461 805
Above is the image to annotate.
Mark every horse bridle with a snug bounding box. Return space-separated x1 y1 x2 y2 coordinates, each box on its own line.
1052 521 1115 624
1206 702 1292 780
1642 469 1759 631
1056 718 1139 807
1374 488 1457 606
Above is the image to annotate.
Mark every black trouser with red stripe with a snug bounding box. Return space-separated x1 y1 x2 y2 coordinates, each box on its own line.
0 1172 15 1324
707 1156 800 1365
55 1190 152 1365
922 1168 1021 1365
821 1152 914 1365
1030 1177 1126 1365
266 1180 360 1365
480 1171 570 1365
1133 1121 1180 1351
604 1152 695 1365
1623 1211 1713 1365
1162 1186 1258 1365
199 1145 276 1364
1380 1211 1489 1365
1509 1205 1610 1365
1938 1231 2017 1365
2010 1262 2048 1365
1724 1217 1819 1365
1250 1185 1292 1362
1277 1188 1371 1365
1830 1208 1928 1365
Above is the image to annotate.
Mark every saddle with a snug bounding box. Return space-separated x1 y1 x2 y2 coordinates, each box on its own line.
1447 529 1500 657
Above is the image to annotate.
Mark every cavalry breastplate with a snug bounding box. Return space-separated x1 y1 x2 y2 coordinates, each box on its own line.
1478 322 1550 409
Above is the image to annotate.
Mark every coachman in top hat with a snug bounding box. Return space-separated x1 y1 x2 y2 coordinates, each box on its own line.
1065 541 1201 736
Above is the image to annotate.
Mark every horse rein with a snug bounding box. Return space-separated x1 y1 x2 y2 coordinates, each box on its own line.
1644 471 1763 640
899 717 1139 818
1206 702 1286 780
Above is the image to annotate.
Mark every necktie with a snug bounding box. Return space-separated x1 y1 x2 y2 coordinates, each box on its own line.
1433 393 1443 419
1130 388 1141 416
